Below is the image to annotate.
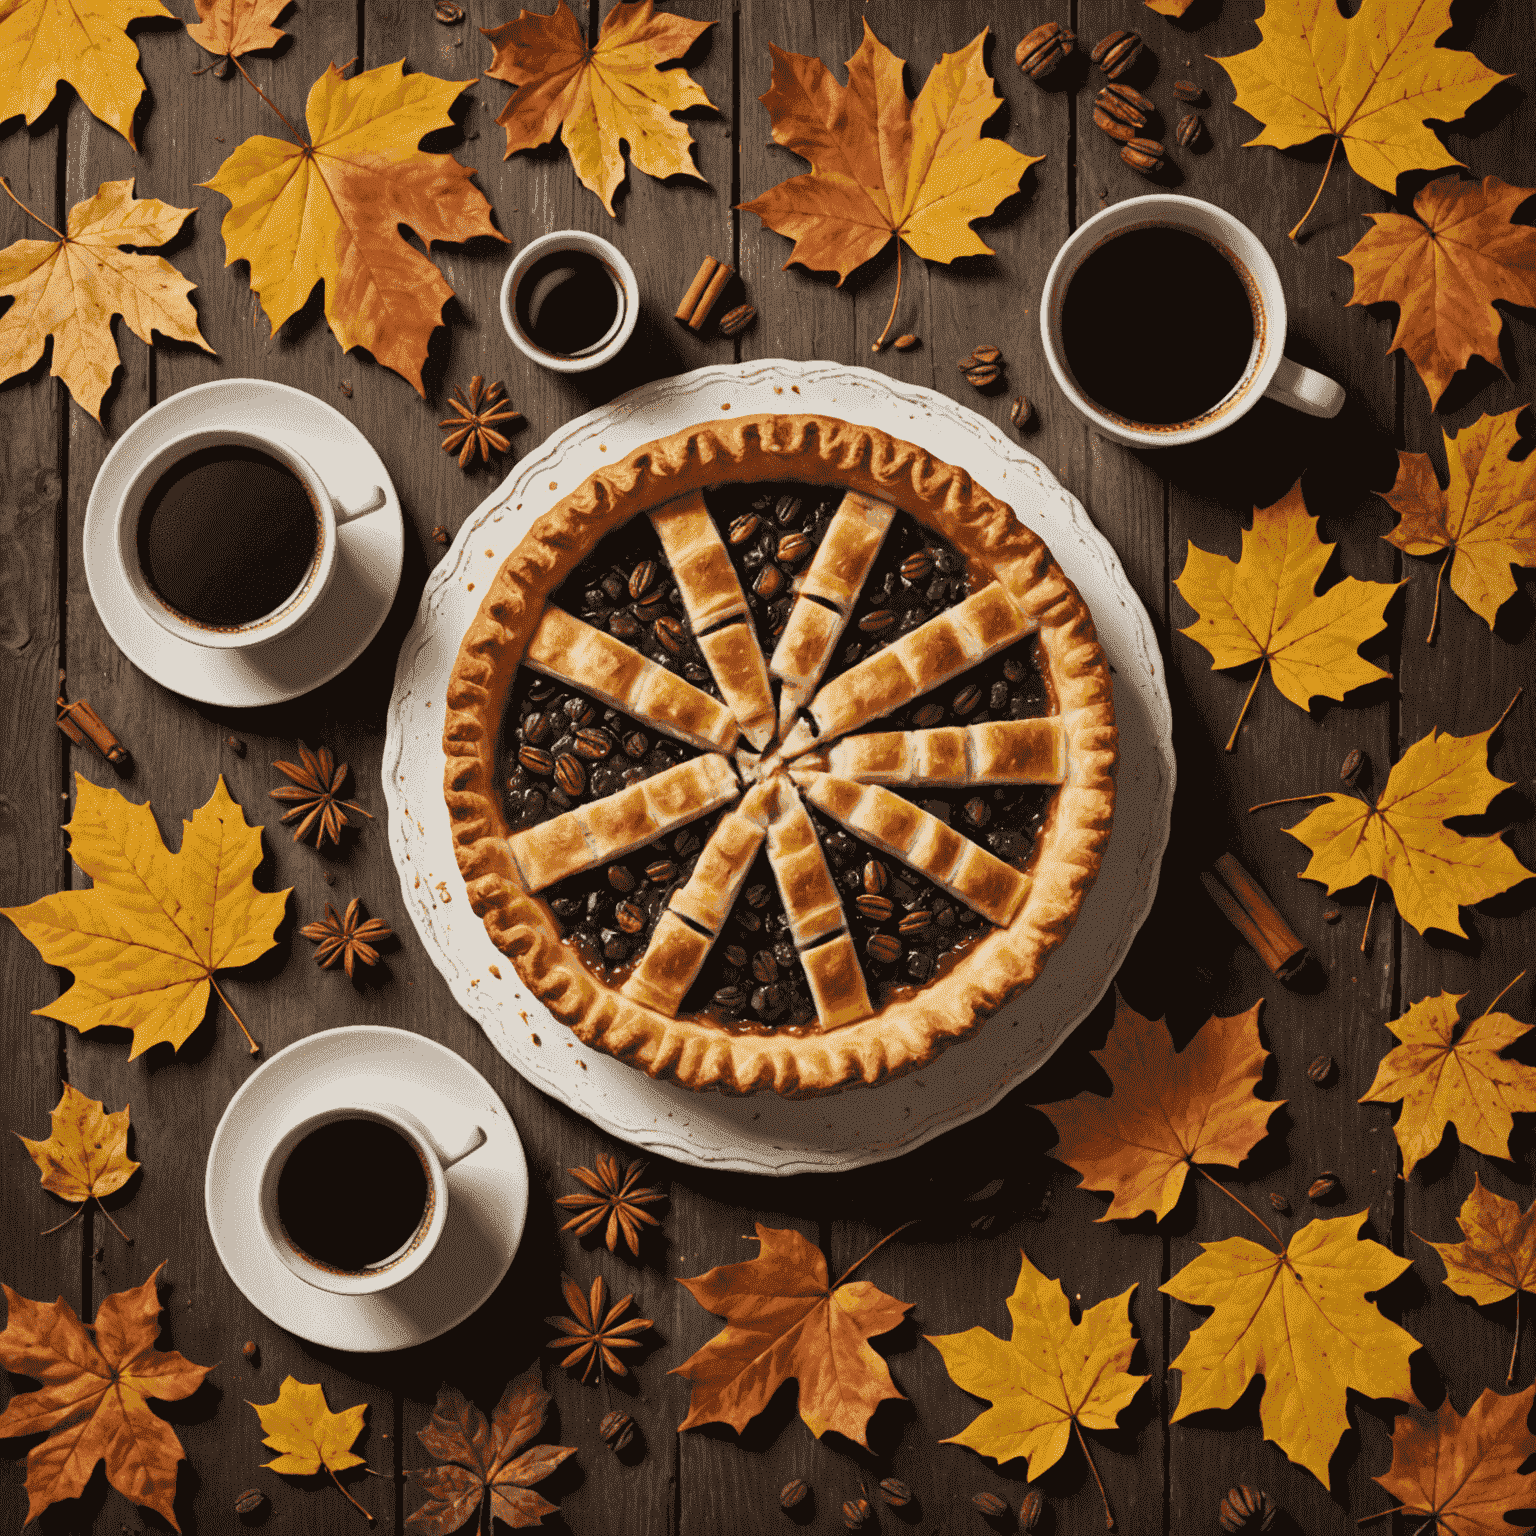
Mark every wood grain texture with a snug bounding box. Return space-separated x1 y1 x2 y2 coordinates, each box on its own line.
1 1 1533 1532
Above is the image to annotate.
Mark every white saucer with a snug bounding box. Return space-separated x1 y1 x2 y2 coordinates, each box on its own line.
205 1026 528 1353
83 379 404 708
383 360 1175 1176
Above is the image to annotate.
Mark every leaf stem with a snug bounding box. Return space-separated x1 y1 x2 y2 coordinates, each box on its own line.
1289 136 1339 242
0 176 64 239
1490 686 1524 736
210 977 262 1055
39 1204 84 1237
832 1219 917 1289
1357 1507 1402 1525
1195 1165 1280 1246
1512 1290 1521 1386
1426 549 1450 644
1484 970 1527 1020
872 241 903 353
1073 1420 1116 1530
1248 792 1330 813
329 1466 374 1523
95 1198 132 1244
1359 877 1379 955
232 54 307 144
1225 664 1267 752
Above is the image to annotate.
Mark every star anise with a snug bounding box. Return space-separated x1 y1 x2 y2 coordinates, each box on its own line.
545 1274 651 1382
300 899 393 979
439 376 522 468
270 744 372 849
556 1154 666 1257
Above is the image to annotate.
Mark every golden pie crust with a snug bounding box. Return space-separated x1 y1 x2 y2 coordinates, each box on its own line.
444 414 1117 1096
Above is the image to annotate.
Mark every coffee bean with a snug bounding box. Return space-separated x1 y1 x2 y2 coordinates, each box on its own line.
866 933 902 964
901 550 935 584
964 797 991 827
774 494 802 525
859 609 895 632
615 901 644 934
906 950 934 981
752 951 779 984
777 532 812 564
738 909 761 932
990 681 1010 711
608 865 635 892
554 754 585 796
714 986 746 1009
899 910 932 934
521 788 545 816
522 711 551 744
954 683 983 715
863 860 888 894
856 893 895 921
518 745 554 775
629 560 656 599
564 696 593 723
654 616 686 654
724 945 748 968
601 573 626 602
729 513 760 544
575 727 613 759
746 883 771 907
753 564 784 599
623 731 649 758
912 702 944 728
636 587 668 609
1003 656 1026 682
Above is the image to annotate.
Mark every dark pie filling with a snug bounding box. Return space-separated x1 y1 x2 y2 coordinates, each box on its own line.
500 489 1062 1029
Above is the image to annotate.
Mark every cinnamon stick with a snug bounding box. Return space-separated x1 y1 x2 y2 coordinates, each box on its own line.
56 698 130 766
675 256 719 322
688 260 734 331
1200 852 1308 980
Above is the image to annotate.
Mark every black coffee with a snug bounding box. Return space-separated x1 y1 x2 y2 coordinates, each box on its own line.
516 250 620 356
276 1117 429 1271
136 446 319 627
1061 226 1255 425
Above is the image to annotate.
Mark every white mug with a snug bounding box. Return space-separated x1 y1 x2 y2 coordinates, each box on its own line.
500 229 640 374
116 426 385 649
255 1103 488 1296
1040 194 1344 448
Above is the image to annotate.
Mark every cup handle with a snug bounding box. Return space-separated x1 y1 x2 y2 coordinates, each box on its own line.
434 1124 488 1171
1264 356 1345 419
332 484 387 526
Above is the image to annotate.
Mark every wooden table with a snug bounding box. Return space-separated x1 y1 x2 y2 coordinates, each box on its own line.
3 3 1533 1532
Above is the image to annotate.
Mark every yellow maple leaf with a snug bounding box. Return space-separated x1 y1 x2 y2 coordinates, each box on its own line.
1175 481 1400 751
186 0 288 60
483 0 715 218
0 774 289 1059
739 21 1040 346
1041 995 1281 1223
0 0 174 148
1145 0 1195 15
1419 1174 1536 1386
1164 1210 1418 1488
1361 977 1536 1179
1266 704 1532 943
17 1081 139 1241
1377 406 1536 643
251 1377 373 1522
203 61 503 396
0 177 213 423
1343 178 1536 409
927 1251 1146 1530
1213 0 1507 238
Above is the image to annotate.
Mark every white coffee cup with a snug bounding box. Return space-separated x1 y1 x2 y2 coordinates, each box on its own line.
116 426 386 649
1040 194 1344 448
255 1103 488 1296
500 230 639 374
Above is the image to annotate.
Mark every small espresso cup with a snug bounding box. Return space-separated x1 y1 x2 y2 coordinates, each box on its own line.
499 230 639 373
116 426 386 650
1040 194 1344 449
255 1103 488 1296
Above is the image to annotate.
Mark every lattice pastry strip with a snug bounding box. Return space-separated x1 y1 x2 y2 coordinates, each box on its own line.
755 779 872 1030
769 491 895 736
793 771 1031 927
621 784 771 1016
525 606 739 753
799 719 1067 786
779 584 1033 759
508 754 739 892
649 494 777 750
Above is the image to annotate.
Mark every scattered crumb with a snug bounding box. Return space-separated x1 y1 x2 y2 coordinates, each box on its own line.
466 582 474 591
549 481 558 490
323 869 336 885
338 380 353 397
432 525 450 545
225 734 245 757
531 1033 541 1046
488 964 501 979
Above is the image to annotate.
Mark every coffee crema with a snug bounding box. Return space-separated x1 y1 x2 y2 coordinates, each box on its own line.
1060 225 1256 426
136 446 320 628
276 1117 429 1272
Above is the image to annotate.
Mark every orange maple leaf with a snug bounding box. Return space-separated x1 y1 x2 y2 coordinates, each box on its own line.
927 1250 1146 1531
1174 481 1400 751
1378 406 1536 642
0 1266 211 1529
483 0 715 217
1360 976 1536 1179
1342 177 1536 409
203 61 503 395
1164 1210 1419 1488
1370 1385 1536 1536
0 0 174 148
1040 994 1281 1223
671 1223 911 1448
739 21 1041 346
1419 1174 1536 1386
1213 0 1507 238
1262 702 1533 944
186 0 288 60
0 177 213 423
17 1081 139 1241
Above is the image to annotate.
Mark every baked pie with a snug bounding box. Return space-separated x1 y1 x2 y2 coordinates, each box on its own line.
445 415 1116 1095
